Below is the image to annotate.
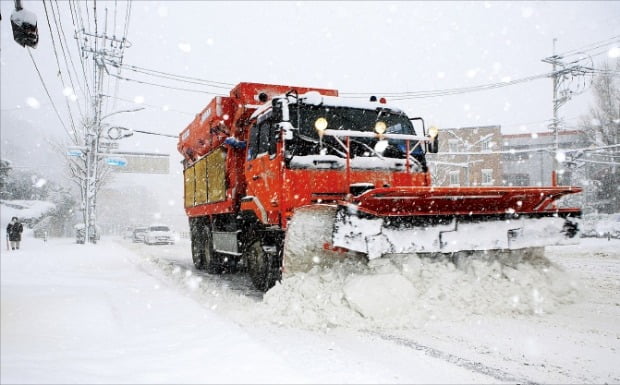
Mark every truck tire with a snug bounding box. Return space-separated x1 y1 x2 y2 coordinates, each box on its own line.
190 218 206 270
245 239 280 292
203 226 223 274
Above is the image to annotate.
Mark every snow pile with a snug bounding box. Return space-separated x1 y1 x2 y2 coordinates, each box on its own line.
123 240 581 333
257 253 581 331
0 200 55 223
127 248 260 314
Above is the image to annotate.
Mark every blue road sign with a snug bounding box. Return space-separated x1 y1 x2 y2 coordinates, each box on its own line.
67 150 83 157
105 157 127 167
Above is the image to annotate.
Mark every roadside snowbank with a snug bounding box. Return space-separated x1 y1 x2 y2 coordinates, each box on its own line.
0 199 55 223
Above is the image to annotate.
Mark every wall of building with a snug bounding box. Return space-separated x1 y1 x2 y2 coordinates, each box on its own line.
429 126 502 187
501 130 587 186
428 127 587 187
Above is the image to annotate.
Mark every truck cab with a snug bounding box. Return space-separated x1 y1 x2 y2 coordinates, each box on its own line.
242 91 438 228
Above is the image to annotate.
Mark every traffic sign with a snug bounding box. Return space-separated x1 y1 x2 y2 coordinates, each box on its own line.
99 141 119 149
67 150 83 157
105 157 127 167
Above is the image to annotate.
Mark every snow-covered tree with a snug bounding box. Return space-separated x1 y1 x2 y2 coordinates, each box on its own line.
578 59 620 213
0 158 12 199
52 116 113 234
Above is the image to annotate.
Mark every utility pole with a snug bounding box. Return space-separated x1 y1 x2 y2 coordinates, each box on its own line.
542 38 576 186
76 20 129 243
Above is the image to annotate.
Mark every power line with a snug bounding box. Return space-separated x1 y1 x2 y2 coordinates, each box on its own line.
112 35 615 103
100 94 194 115
441 143 620 156
108 72 227 95
118 63 235 88
41 0 80 139
578 159 620 167
69 0 93 115
26 48 71 137
49 0 86 121
556 35 620 58
341 72 554 99
118 62 554 99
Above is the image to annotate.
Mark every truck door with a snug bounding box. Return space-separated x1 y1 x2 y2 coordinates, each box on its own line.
245 114 282 225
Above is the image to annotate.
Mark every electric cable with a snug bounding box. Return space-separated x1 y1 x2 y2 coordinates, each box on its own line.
50 0 86 121
42 0 79 140
26 47 71 138
108 73 227 95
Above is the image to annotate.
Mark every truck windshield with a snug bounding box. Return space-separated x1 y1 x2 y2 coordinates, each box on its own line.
286 104 418 158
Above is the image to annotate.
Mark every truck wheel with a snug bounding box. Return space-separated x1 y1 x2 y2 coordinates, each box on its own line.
203 227 222 274
190 219 206 270
246 239 279 292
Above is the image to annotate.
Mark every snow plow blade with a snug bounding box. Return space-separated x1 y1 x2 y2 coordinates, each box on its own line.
283 186 581 274
333 186 581 259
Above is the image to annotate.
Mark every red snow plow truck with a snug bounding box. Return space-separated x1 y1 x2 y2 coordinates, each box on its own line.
178 82 581 291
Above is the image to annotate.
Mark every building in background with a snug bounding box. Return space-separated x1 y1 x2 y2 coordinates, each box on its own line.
429 127 588 189
429 125 502 187
501 130 587 187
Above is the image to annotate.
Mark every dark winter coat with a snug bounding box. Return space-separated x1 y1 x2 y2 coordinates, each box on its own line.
7 222 23 242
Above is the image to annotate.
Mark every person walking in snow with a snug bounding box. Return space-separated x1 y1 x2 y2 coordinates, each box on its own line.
6 217 24 250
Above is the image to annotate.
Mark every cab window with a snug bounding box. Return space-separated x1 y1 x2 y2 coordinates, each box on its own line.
248 114 276 160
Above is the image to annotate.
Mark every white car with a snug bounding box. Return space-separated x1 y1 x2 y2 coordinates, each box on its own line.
144 225 175 245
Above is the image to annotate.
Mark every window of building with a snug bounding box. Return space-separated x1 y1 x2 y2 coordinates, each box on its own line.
482 169 493 185
481 138 492 152
449 171 460 186
504 173 530 186
448 139 459 153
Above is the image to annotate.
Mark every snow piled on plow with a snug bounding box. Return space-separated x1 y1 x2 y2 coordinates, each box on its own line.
257 254 581 330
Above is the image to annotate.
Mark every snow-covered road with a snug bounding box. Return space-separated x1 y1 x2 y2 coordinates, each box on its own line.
2 233 619 383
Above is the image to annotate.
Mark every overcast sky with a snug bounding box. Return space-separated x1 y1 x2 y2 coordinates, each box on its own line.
1 1 619 224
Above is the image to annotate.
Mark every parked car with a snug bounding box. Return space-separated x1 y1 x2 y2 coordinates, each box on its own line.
122 227 134 240
132 227 148 243
144 224 175 245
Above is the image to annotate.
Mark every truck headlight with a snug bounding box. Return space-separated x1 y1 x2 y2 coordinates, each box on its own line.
374 121 387 135
314 117 328 134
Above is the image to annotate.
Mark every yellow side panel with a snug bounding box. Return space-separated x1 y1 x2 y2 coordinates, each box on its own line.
207 148 226 203
184 166 195 208
194 158 208 204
